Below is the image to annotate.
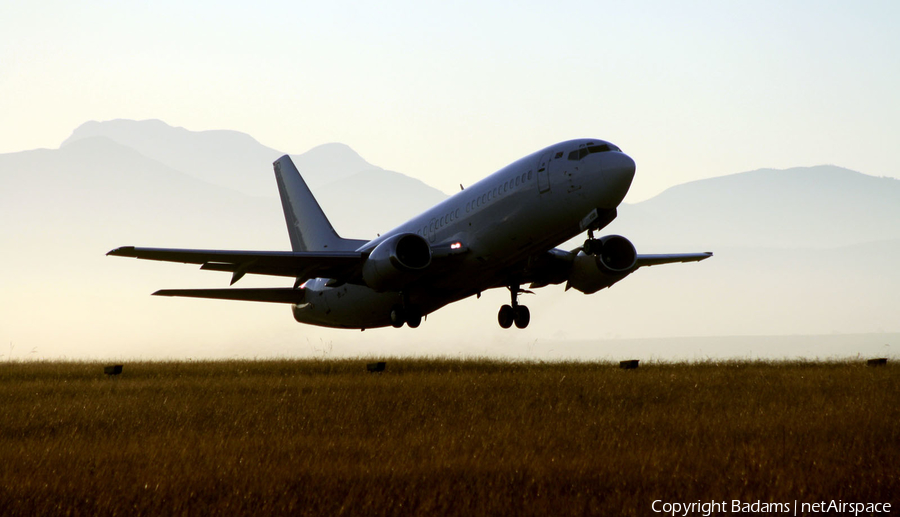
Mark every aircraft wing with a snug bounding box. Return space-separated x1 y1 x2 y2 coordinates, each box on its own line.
523 249 712 289
153 287 306 304
107 246 364 286
635 252 713 268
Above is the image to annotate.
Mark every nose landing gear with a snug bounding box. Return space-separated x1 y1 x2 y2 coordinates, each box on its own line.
583 229 604 256
498 285 531 329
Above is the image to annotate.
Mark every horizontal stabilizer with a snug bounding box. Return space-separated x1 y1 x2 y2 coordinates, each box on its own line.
635 252 713 268
153 288 306 304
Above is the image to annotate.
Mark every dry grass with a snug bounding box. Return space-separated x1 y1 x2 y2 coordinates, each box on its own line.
0 359 897 515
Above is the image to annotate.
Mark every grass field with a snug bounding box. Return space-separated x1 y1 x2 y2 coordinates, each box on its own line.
0 359 897 515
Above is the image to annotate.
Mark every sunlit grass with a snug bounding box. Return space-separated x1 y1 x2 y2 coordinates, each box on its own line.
0 359 897 515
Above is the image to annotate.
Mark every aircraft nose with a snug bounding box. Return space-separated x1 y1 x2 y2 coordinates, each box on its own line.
596 151 635 208
609 152 636 185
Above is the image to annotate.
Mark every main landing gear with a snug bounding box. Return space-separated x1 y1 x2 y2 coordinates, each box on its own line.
390 300 422 329
498 285 531 329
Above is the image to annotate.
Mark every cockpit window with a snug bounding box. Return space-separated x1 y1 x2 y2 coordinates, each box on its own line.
567 143 621 160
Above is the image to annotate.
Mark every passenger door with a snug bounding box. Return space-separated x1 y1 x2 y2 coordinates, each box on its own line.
536 153 552 194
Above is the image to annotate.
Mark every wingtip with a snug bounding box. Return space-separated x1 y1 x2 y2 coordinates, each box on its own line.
107 246 136 257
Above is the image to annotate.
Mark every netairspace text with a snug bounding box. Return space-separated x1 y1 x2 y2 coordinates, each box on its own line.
651 499 892 516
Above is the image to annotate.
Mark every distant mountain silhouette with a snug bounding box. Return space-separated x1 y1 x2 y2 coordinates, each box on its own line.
316 169 448 239
56 119 449 237
0 136 282 250
287 142 379 190
606 166 900 249
62 119 283 197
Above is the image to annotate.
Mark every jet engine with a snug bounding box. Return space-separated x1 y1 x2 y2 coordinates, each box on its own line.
567 235 637 294
362 233 432 292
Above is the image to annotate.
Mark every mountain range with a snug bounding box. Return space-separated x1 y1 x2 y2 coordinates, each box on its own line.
5 119 448 247
608 165 900 249
1 119 897 359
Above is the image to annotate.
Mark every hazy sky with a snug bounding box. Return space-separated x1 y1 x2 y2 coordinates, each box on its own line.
3 0 899 201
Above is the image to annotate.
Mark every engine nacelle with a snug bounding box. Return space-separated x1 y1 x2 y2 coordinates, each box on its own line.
362 233 432 292
568 235 637 294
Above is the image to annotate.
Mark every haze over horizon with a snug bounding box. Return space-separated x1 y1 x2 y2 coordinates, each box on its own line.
1 118 898 361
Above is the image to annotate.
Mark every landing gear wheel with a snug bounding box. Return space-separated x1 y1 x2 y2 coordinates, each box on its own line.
514 305 530 329
390 306 405 328
583 238 603 256
498 304 514 329
406 309 422 328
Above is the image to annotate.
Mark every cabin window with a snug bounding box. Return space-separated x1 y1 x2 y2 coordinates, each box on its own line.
527 171 532 180
455 208 460 218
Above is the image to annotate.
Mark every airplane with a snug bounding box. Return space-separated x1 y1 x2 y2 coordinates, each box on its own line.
108 139 712 330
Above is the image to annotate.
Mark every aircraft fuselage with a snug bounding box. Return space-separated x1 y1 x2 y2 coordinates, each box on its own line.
293 139 636 329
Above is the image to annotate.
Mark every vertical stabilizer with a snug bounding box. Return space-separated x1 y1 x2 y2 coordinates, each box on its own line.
273 155 355 251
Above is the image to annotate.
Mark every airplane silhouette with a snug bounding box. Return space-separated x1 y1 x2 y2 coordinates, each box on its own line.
108 139 711 329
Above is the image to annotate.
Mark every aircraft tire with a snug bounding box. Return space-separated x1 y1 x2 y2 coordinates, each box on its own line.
498 304 514 329
514 305 530 329
584 238 603 256
406 310 422 328
390 306 405 328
